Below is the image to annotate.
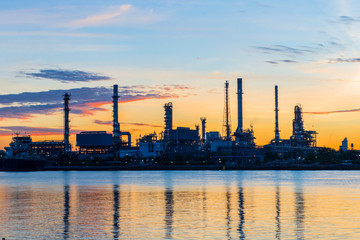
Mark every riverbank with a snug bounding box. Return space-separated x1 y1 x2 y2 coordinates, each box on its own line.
42 164 360 171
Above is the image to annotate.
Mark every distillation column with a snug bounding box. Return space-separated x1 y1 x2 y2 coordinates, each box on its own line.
164 102 173 142
200 117 206 143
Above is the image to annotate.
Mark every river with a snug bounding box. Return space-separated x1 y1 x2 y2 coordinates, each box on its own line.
0 170 359 239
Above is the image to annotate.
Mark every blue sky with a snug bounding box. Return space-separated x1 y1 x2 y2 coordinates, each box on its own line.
0 0 360 148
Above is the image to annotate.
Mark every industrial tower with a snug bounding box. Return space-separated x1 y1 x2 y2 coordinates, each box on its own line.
112 85 121 143
292 105 305 144
233 77 255 146
200 117 206 143
63 93 71 153
290 105 317 147
274 85 280 143
235 78 243 135
164 102 173 142
222 81 231 141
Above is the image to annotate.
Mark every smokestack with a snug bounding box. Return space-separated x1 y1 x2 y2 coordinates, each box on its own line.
200 117 206 143
274 85 280 143
236 78 243 134
164 102 173 141
113 85 120 140
275 85 280 143
63 93 71 153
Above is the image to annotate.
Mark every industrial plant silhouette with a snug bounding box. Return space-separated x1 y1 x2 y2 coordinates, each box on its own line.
1 78 354 170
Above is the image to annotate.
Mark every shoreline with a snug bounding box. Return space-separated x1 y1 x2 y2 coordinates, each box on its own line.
39 164 360 171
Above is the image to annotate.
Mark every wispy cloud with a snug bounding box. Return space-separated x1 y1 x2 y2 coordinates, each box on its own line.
338 15 358 24
253 45 314 55
0 104 62 119
71 4 162 28
0 5 162 29
93 120 112 125
280 59 297 63
304 108 360 115
0 85 192 120
265 59 297 64
0 126 65 136
72 4 131 27
94 120 162 128
265 61 278 64
328 58 360 63
21 69 111 83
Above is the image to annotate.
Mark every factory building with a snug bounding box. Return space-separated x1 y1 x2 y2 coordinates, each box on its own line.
30 141 65 158
206 131 220 144
168 127 199 145
264 85 318 161
73 85 136 159
162 102 202 161
210 78 262 166
76 131 113 155
138 133 164 158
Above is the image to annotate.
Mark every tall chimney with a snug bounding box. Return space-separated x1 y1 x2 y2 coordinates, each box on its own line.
236 78 243 134
274 85 280 143
63 93 71 153
113 85 120 140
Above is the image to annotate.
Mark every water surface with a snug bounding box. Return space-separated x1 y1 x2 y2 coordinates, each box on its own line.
0 170 359 239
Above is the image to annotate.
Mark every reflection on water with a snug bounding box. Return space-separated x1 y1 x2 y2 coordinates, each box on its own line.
295 185 305 240
164 188 174 239
275 185 280 240
63 172 70 240
0 170 360 239
63 185 70 240
225 188 231 239
238 186 245 240
112 184 120 240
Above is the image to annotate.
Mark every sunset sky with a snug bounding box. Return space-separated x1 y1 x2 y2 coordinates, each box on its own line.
0 0 360 149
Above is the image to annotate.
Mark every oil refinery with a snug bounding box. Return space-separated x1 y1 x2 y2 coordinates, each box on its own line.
1 77 357 170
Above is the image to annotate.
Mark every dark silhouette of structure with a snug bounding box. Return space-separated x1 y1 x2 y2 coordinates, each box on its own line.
200 117 206 143
113 85 121 143
3 78 322 167
233 78 255 147
235 78 243 134
271 85 283 145
274 85 280 143
164 102 173 143
63 93 71 153
290 105 317 147
223 81 231 141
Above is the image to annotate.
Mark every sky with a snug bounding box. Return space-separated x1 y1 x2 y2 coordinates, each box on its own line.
0 0 360 150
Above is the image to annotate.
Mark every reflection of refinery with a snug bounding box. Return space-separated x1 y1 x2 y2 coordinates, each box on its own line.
2 77 324 169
